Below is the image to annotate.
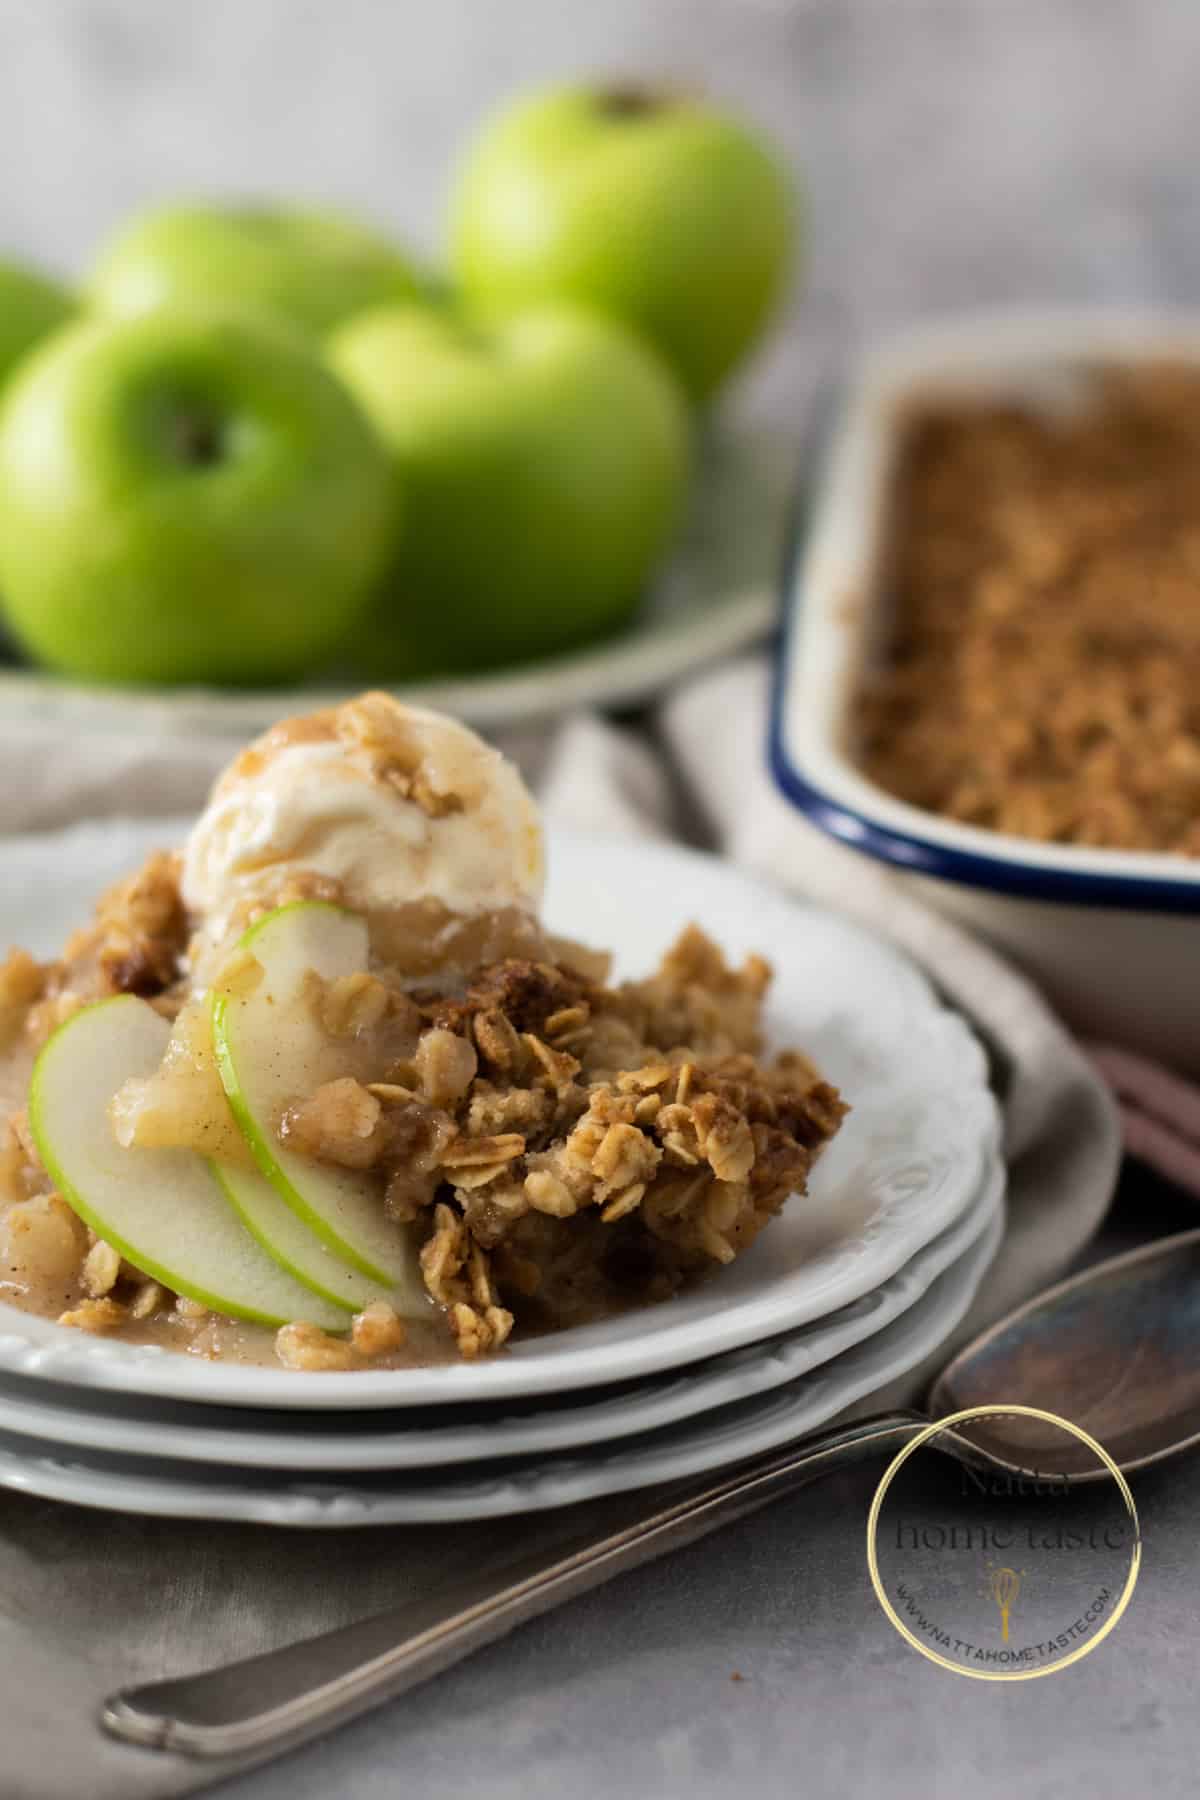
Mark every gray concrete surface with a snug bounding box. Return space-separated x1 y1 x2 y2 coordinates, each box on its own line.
213 1450 1195 1800
3 3 1199 1794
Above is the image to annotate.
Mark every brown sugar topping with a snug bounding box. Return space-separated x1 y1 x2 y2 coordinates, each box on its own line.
855 366 1200 854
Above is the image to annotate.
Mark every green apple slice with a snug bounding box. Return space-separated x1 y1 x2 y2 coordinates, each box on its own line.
212 1162 386 1314
29 995 349 1331
210 902 425 1309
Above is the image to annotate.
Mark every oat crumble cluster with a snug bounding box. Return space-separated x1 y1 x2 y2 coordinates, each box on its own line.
0 852 845 1368
856 367 1200 853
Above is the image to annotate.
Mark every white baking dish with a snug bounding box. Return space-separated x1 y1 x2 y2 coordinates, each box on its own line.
770 310 1200 1074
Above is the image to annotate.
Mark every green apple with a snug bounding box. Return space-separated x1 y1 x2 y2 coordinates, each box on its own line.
450 83 797 401
29 995 351 1330
0 310 394 685
328 301 690 673
211 902 426 1308
88 201 420 338
214 1162 390 1314
0 257 75 392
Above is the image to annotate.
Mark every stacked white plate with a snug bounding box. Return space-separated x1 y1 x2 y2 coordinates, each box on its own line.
0 826 1005 1525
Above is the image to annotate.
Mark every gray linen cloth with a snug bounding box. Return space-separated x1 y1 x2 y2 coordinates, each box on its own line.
0 655 1118 1800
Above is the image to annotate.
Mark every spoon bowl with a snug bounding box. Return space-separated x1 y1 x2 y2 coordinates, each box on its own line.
930 1227 1200 1480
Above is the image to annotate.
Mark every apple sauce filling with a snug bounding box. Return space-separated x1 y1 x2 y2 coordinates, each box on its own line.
0 694 847 1371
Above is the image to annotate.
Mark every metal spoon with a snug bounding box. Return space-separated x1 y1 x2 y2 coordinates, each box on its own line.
104 1227 1198 1763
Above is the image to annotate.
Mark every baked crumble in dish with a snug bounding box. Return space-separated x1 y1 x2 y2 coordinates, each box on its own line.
0 693 845 1371
856 366 1200 853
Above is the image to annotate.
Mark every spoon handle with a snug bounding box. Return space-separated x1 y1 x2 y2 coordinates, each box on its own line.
102 1409 922 1763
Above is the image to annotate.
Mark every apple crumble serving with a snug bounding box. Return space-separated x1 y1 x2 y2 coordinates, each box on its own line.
856 366 1200 853
0 694 845 1370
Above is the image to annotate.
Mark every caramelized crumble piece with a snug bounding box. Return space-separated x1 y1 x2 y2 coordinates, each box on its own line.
3 1192 87 1287
82 1239 122 1297
130 1280 164 1319
58 1296 126 1334
0 951 45 1052
351 1300 407 1356
280 1078 391 1170
64 850 189 998
420 1201 515 1358
413 1027 478 1106
3 850 191 1061
275 1321 359 1371
336 691 466 818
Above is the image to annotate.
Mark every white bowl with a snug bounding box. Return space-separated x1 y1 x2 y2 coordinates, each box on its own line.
770 309 1200 1073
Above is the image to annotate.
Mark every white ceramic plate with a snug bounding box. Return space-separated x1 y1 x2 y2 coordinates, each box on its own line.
0 420 786 735
0 1157 1002 1471
0 1207 1002 1523
0 823 999 1407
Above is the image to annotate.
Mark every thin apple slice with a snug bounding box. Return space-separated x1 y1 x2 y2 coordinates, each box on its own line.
29 996 349 1331
210 902 426 1310
213 1162 387 1314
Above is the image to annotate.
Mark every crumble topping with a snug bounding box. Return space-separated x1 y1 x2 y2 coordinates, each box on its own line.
222 691 475 820
335 691 468 818
856 366 1200 853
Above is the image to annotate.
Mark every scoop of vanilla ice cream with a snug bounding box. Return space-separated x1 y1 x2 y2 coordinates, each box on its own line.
182 692 545 942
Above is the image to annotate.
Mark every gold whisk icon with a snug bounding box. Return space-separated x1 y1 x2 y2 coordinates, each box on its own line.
988 1566 1021 1642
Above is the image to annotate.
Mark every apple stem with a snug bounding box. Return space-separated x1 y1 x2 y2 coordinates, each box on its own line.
172 414 223 467
595 84 666 118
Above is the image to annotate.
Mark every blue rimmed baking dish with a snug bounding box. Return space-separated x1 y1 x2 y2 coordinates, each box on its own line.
769 310 1200 1071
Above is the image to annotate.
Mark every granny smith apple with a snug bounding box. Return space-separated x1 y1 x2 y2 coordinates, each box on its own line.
450 83 797 402
0 310 394 685
30 995 352 1329
0 257 75 392
328 301 690 673
211 902 426 1310
214 1161 391 1315
89 201 420 338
